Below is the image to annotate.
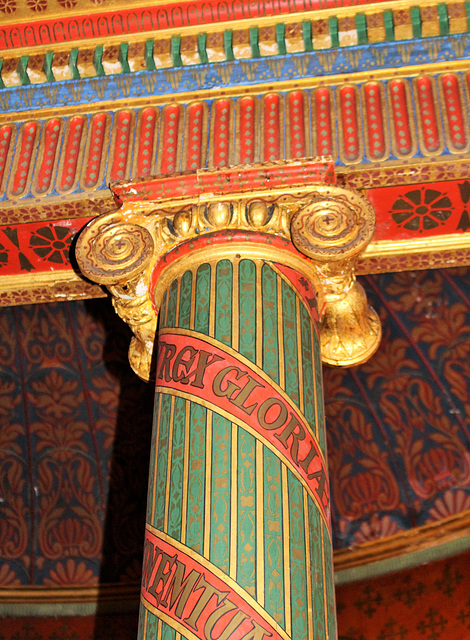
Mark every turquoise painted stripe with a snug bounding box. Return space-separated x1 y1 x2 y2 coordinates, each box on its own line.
308 495 326 639
146 394 161 522
178 270 193 329
210 413 231 573
288 471 308 640
159 289 169 329
139 608 158 639
186 403 206 554
239 259 256 364
299 304 317 440
137 604 147 640
282 280 300 407
262 264 279 384
263 448 285 628
166 279 179 328
161 621 176 640
195 263 211 335
237 427 257 597
323 520 337 640
167 396 186 540
313 326 326 453
215 259 233 346
153 394 172 531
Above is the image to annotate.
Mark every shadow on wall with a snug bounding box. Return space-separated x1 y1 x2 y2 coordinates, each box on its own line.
84 298 155 640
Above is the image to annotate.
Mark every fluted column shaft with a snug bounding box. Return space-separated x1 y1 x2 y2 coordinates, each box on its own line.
139 250 336 640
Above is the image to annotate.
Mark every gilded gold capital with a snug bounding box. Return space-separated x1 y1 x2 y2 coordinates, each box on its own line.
76 169 381 379
291 185 381 366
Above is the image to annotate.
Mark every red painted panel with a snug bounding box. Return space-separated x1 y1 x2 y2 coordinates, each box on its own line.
390 79 413 156
367 179 470 240
11 122 37 197
0 218 92 275
239 96 255 165
337 551 470 640
0 125 12 191
315 88 333 157
339 85 360 162
136 108 157 178
186 102 204 171
263 93 280 162
110 111 132 182
364 83 385 159
441 74 468 151
416 77 440 153
212 99 231 167
289 91 306 159
160 105 180 174
84 114 107 189
35 119 61 194
59 116 84 192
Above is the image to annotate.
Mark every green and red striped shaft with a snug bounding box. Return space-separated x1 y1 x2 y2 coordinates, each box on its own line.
139 254 336 640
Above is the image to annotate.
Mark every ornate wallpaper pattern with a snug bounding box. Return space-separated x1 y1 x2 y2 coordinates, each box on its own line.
326 267 470 549
0 298 154 587
0 267 470 589
336 550 470 640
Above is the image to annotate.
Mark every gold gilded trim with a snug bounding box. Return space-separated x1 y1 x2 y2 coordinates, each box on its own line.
2 510 470 609
5 60 470 124
145 524 291 640
363 233 470 260
156 385 329 532
153 244 324 319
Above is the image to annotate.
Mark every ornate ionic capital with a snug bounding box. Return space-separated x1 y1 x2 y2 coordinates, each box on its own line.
76 164 381 379
291 185 381 366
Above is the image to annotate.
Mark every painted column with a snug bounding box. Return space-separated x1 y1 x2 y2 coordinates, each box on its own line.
75 168 380 640
138 249 335 640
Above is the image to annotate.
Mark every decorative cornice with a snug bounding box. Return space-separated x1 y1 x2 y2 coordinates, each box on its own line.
0 1 468 87
0 0 464 56
334 509 470 584
1 66 469 205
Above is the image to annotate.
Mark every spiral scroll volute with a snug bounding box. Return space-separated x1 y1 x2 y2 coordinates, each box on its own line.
290 186 376 264
290 186 381 367
75 212 155 286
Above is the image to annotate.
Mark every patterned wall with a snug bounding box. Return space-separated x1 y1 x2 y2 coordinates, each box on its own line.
336 549 470 640
0 298 154 587
0 266 469 590
2 550 470 639
326 267 470 549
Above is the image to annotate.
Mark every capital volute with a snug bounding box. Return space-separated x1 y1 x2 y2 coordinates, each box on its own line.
76 166 381 379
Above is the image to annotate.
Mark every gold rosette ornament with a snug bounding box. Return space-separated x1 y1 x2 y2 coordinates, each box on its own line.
291 186 382 366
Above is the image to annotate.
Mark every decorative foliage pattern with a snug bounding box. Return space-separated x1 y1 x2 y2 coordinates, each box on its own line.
326 267 470 547
1 267 470 589
0 297 153 587
336 550 470 640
